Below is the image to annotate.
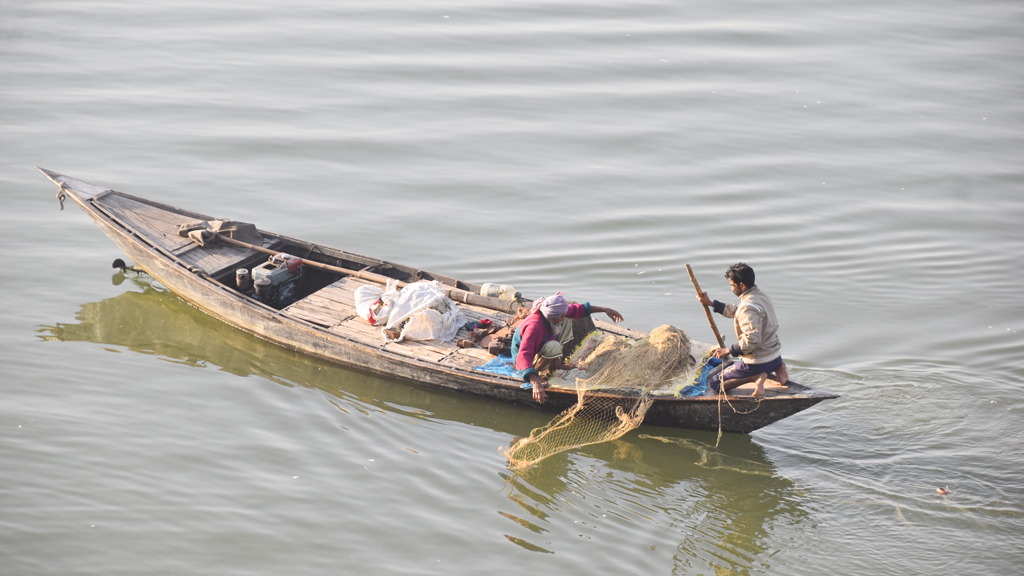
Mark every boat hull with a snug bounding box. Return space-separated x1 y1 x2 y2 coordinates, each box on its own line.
41 168 838 433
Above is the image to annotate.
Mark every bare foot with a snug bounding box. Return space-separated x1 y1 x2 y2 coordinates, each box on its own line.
751 373 767 397
775 362 789 385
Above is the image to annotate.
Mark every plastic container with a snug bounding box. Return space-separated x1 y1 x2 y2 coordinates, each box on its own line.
480 283 517 300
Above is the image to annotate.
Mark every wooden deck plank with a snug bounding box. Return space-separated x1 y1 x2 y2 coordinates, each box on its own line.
156 230 277 275
325 313 457 363
103 194 193 227
97 192 276 276
283 306 337 328
294 293 355 316
280 277 361 326
171 242 199 256
281 278 365 332
315 290 355 307
282 303 354 327
327 316 388 347
99 194 195 253
175 242 257 275
315 281 361 305
460 306 502 324
179 245 231 268
441 346 503 373
383 339 454 363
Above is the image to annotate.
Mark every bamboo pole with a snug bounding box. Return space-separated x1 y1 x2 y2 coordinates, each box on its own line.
215 234 521 313
685 264 726 348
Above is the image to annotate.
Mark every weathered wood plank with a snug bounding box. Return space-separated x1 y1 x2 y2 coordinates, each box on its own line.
174 242 258 275
276 278 367 335
327 316 388 347
460 306 504 324
99 194 195 253
315 280 362 305
104 194 192 227
171 242 200 256
383 339 453 363
293 293 355 317
284 308 331 327
315 290 357 307
441 346 502 373
282 306 354 328
319 297 459 363
97 192 276 277
98 190 288 276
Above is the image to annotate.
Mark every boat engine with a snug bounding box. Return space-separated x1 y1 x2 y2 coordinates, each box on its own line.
247 253 303 308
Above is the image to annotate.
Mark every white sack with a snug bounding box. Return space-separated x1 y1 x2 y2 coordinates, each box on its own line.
400 308 444 341
354 280 400 325
383 280 467 342
354 284 383 325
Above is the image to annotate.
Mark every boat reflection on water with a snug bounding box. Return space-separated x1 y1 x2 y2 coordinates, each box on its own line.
499 434 809 570
38 274 551 425
40 275 810 574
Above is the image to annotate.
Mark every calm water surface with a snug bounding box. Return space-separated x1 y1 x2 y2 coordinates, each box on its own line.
2 1 1022 574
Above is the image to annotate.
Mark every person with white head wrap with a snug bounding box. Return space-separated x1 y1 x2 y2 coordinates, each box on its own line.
532 293 570 319
510 292 623 403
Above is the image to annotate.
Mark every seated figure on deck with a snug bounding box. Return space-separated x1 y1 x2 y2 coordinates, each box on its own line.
511 293 623 403
697 263 788 397
533 340 575 375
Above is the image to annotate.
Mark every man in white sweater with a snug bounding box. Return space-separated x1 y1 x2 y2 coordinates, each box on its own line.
697 262 788 397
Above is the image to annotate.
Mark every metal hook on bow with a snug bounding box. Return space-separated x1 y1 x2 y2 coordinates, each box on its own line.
56 183 67 211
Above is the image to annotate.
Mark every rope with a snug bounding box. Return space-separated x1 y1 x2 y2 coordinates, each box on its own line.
713 363 763 447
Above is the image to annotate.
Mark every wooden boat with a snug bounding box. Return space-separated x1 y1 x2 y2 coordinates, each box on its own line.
40 168 838 433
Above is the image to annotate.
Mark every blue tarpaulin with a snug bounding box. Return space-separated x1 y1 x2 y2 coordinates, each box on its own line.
676 356 722 397
473 354 521 379
476 353 724 395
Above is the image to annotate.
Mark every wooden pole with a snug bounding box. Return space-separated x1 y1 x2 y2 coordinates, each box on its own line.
685 264 726 348
218 235 406 287
215 234 521 313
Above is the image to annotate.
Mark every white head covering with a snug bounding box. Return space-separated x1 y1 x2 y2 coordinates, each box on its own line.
532 292 569 319
539 340 564 359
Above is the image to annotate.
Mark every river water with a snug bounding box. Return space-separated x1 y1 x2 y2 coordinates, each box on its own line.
2 1 1022 574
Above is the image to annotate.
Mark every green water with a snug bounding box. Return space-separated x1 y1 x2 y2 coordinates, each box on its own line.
2 0 1022 574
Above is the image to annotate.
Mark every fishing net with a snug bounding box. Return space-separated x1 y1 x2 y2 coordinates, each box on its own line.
502 325 716 469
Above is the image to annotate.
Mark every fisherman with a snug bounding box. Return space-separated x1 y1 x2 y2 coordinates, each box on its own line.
533 340 576 374
512 293 623 403
697 262 788 397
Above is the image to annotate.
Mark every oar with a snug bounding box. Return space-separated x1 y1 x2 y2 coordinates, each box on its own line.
685 264 725 348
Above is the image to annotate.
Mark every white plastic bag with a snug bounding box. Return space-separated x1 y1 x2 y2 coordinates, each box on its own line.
354 279 400 326
354 284 384 325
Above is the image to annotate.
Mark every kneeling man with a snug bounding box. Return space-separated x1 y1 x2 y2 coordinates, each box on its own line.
698 262 788 397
